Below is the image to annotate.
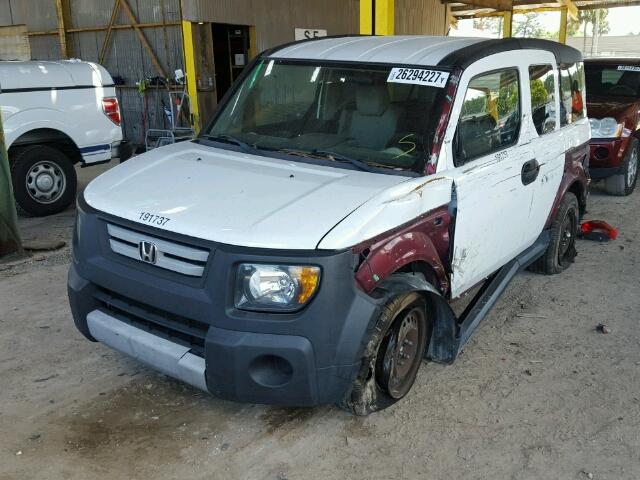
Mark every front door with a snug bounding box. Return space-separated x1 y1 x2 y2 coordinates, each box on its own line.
447 62 536 298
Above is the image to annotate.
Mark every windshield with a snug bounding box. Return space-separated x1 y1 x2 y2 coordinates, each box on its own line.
206 59 449 173
585 64 640 98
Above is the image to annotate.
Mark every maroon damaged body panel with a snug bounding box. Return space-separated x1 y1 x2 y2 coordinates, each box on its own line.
353 205 452 295
545 141 590 227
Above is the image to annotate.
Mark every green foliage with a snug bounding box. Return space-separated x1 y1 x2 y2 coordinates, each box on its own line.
513 13 544 38
472 17 502 36
497 83 518 117
530 79 549 109
462 94 487 117
568 9 610 38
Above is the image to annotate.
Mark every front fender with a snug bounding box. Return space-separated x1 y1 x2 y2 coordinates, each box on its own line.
356 230 449 293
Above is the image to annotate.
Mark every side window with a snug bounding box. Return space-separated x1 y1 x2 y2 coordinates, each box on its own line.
529 64 556 135
455 69 520 165
559 62 586 126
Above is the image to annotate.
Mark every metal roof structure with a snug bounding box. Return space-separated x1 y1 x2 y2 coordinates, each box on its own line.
447 0 640 20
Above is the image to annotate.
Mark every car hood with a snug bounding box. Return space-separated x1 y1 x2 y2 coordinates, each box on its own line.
587 95 639 121
83 142 409 250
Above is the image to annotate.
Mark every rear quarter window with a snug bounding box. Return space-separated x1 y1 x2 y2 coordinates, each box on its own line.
559 62 586 126
529 64 557 135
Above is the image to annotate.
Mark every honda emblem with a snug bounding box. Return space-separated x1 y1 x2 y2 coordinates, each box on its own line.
138 241 158 264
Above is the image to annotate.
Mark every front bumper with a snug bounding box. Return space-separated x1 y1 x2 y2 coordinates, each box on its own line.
588 137 631 179
68 202 380 406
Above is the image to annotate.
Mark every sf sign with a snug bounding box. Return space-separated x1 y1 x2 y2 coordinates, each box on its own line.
294 28 328 41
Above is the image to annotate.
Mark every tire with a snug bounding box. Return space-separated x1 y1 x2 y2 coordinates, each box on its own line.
339 292 432 416
529 192 579 275
10 144 77 217
604 138 638 196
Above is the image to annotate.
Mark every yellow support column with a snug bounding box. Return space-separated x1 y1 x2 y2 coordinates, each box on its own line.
360 0 394 35
360 0 373 34
559 7 568 44
181 20 200 134
376 0 395 36
502 10 513 38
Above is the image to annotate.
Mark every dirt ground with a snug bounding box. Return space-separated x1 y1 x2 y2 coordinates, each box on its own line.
1 162 639 480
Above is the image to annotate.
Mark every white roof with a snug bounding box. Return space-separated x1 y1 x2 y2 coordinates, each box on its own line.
271 36 486 66
0 60 113 91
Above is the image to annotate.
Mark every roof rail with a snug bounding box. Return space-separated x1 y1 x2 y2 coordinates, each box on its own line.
262 34 371 58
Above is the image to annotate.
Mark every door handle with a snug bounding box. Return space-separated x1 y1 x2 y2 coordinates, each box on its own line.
521 158 540 186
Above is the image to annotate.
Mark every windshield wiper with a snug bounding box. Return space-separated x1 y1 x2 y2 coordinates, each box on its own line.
311 150 377 173
202 134 258 154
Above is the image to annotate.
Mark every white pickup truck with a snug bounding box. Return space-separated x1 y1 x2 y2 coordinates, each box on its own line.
0 60 126 216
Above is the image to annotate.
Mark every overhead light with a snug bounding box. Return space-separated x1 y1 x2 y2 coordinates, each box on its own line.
198 22 204 25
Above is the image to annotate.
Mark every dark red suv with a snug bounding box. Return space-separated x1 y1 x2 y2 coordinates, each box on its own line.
585 59 640 195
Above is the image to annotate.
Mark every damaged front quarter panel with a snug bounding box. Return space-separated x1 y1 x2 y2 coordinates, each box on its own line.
317 175 454 295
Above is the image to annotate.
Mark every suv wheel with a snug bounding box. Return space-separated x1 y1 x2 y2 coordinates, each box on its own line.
529 192 579 275
339 292 432 415
605 138 638 196
10 145 77 216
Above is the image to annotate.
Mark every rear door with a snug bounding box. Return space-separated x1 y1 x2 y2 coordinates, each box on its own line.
525 55 565 239
443 52 536 298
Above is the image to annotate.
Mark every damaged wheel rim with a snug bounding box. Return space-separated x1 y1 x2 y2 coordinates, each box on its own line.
377 307 424 399
628 148 638 187
558 208 577 264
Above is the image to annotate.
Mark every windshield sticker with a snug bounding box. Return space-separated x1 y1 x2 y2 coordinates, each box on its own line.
387 68 449 88
617 65 640 72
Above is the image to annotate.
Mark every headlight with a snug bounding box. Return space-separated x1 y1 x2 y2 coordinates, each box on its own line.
589 117 623 138
235 264 321 312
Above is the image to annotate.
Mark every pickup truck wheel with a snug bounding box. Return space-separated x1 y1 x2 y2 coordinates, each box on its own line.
529 192 579 275
604 138 638 196
10 145 77 217
339 292 431 416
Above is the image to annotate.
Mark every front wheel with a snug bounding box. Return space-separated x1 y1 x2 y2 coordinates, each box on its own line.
339 292 432 416
604 138 638 196
10 144 77 217
529 192 579 275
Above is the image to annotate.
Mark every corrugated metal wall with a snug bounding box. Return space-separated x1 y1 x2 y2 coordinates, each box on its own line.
0 0 185 145
181 0 359 52
395 0 449 36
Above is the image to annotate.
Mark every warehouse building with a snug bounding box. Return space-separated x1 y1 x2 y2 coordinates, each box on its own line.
0 0 450 148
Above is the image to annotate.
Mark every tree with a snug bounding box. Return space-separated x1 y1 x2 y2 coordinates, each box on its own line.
568 9 610 53
513 13 545 38
473 17 502 36
530 79 549 109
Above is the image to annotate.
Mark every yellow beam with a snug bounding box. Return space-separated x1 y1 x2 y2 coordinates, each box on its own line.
454 6 569 18
375 0 395 35
559 7 568 43
360 0 373 34
502 10 513 37
559 0 578 20
360 0 394 35
99 0 120 65
181 20 200 134
121 0 167 77
448 0 513 9
54 0 69 58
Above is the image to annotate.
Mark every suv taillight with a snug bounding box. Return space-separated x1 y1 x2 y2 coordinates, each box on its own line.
102 97 121 126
